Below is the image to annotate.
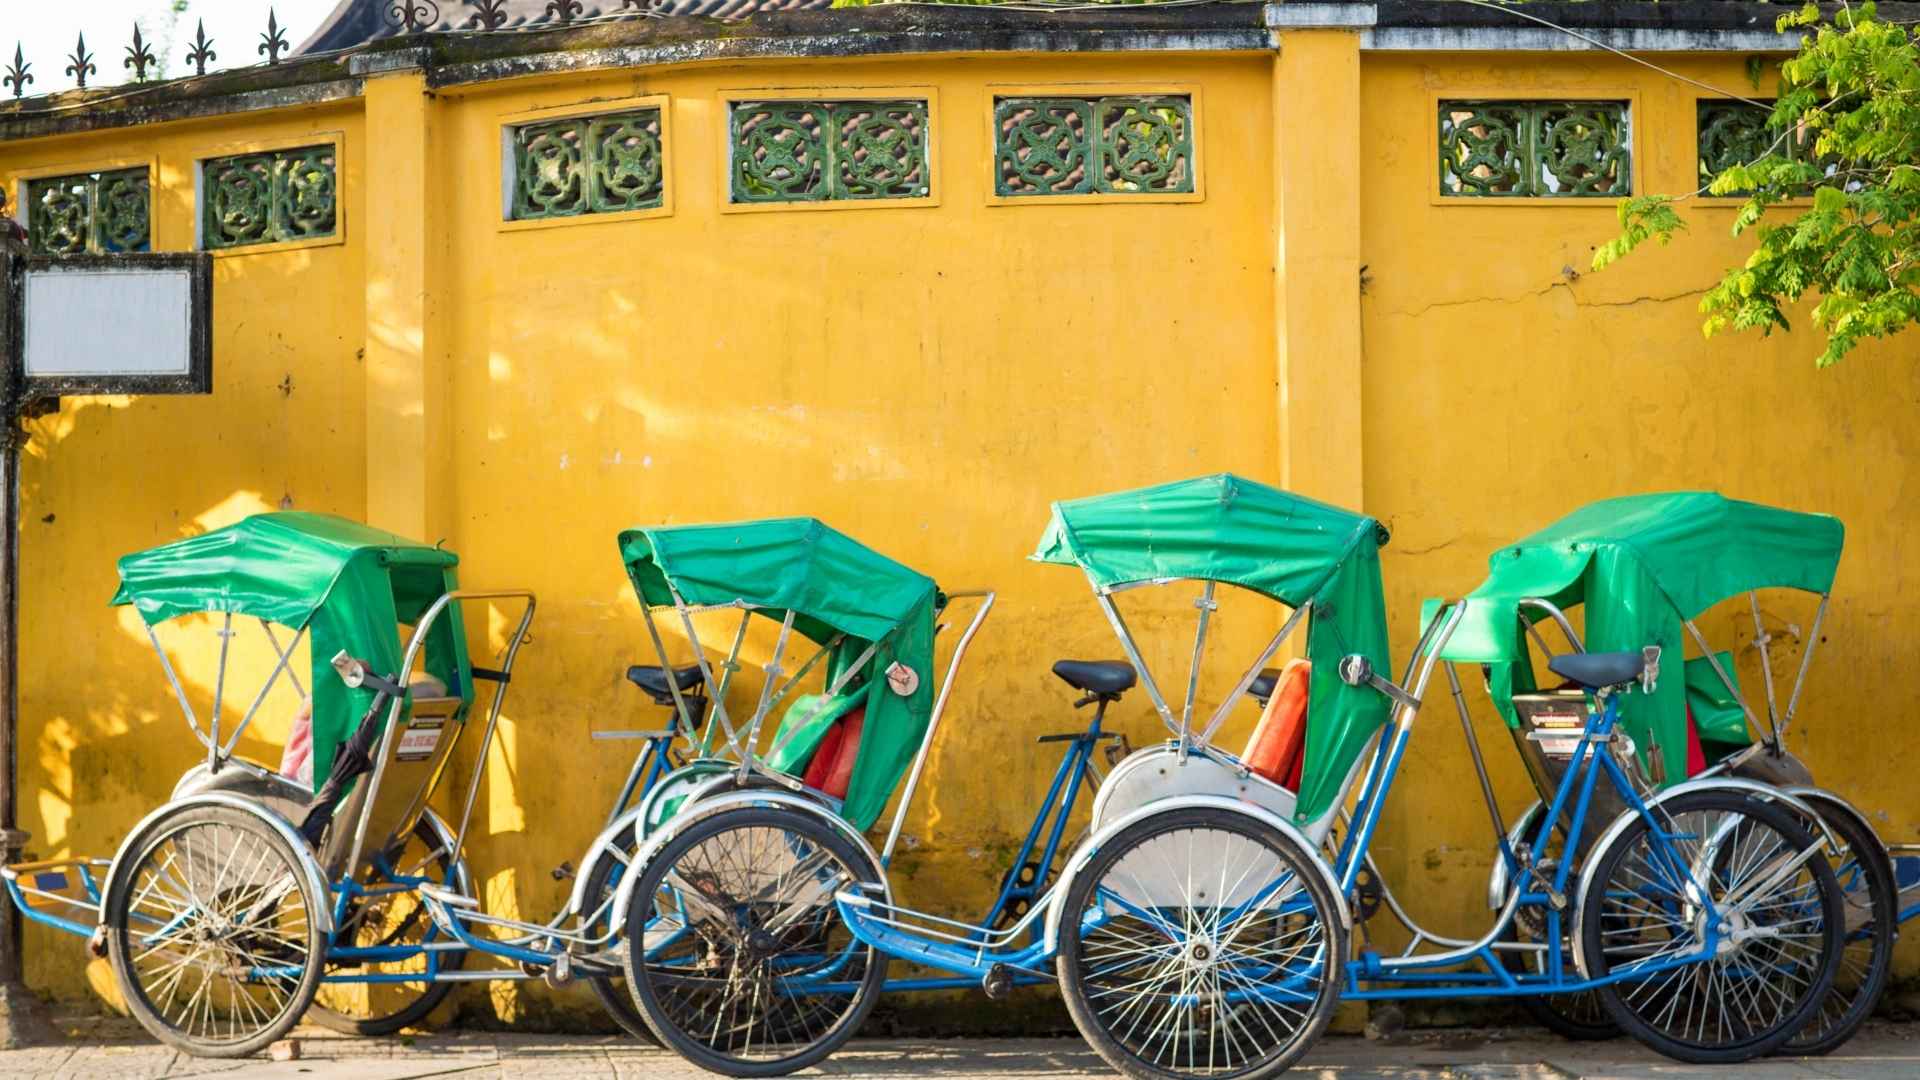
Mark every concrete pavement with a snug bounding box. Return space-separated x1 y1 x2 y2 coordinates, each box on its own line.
5 1022 1920 1079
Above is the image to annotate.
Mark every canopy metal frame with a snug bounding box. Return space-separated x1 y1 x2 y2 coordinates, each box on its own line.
1088 577 1312 761
634 588 996 862
143 615 310 773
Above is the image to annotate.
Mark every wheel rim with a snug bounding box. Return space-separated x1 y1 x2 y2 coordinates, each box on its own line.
638 820 873 1064
1787 815 1887 1049
1071 824 1332 1076
311 822 460 1025
1596 802 1831 1048
119 818 313 1045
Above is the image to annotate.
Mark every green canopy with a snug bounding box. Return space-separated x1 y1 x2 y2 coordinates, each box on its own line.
112 512 471 794
1440 492 1841 782
618 519 939 831
1032 474 1393 824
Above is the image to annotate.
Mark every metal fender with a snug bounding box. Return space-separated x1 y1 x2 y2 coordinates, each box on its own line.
609 789 893 933
1570 777 1837 977
630 760 738 847
1043 794 1349 957
413 807 477 908
101 793 335 933
1486 799 1545 911
563 804 644 918
1090 742 1341 847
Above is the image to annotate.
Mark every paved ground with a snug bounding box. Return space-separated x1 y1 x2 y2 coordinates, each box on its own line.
5 1023 1920 1079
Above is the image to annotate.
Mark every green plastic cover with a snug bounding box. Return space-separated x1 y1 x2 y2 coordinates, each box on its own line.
1441 492 1839 782
111 512 471 793
1032 474 1393 824
1685 652 1751 755
618 519 938 831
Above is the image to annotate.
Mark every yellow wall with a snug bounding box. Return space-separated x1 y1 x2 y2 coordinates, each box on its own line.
2 39 1915 1023
1358 51 1920 959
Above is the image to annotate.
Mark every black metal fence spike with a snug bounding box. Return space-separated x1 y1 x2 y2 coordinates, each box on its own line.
5 45 33 98
185 19 216 77
387 0 443 33
125 24 157 81
466 0 510 30
547 0 585 23
260 10 290 64
66 33 95 89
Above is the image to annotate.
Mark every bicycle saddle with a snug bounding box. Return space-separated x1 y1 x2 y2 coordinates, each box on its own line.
1547 651 1645 691
1051 660 1136 697
626 664 705 705
1248 667 1281 702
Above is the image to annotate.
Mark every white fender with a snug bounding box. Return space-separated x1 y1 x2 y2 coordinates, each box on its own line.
1090 742 1343 848
1043 793 1349 957
102 793 335 933
564 804 645 918
609 789 893 933
1570 777 1837 977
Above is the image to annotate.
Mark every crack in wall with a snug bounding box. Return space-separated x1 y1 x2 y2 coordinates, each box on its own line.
1374 282 1711 319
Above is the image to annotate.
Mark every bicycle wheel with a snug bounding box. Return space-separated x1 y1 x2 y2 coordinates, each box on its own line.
1778 793 1895 1056
1579 790 1843 1064
1057 806 1345 1080
623 806 887 1077
308 815 468 1036
578 831 657 1043
103 802 326 1057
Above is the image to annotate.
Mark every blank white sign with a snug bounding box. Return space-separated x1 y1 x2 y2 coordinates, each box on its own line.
22 267 195 378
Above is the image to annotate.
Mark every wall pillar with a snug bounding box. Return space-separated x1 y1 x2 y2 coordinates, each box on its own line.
359 61 448 543
1273 32 1365 510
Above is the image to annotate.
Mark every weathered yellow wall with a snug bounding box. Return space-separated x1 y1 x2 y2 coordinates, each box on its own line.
2 101 370 997
3 38 1916 1026
1358 51 1920 976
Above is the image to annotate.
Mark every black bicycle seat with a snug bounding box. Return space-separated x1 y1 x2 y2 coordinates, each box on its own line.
1547 651 1645 691
1051 660 1136 697
1249 667 1281 702
626 664 704 704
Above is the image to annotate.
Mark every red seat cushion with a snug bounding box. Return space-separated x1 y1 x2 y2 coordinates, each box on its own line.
1243 660 1310 791
1684 704 1707 778
802 707 865 799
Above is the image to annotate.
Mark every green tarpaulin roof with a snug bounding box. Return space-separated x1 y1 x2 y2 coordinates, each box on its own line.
1442 492 1843 664
1032 474 1393 825
1440 491 1841 784
618 519 939 832
111 512 470 794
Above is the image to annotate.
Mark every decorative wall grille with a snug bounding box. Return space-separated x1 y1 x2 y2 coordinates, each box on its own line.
1440 101 1630 198
994 95 1195 197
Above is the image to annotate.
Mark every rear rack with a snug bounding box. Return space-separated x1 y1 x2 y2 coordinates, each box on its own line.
2 858 110 936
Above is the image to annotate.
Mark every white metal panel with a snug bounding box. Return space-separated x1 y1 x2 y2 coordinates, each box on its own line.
22 267 194 378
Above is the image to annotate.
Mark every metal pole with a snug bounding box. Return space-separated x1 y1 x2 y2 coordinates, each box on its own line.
0 240 50 1045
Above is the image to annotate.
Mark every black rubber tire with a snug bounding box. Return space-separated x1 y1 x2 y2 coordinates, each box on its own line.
1057 806 1346 1080
578 836 657 1043
1778 794 1896 1056
623 806 888 1077
307 816 467 1036
1580 790 1844 1064
104 803 327 1058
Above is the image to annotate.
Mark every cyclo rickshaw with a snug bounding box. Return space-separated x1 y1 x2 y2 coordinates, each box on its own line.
0 512 730 1056
1426 492 1899 1057
619 477 1844 1080
601 518 1118 1075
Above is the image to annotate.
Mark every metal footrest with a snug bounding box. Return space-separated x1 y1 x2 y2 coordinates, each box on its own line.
2 858 110 937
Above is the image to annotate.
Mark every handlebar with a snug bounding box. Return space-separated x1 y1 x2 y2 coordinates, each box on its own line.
329 651 407 698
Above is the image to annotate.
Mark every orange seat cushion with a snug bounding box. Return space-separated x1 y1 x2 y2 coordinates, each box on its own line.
1243 660 1310 791
802 707 865 800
